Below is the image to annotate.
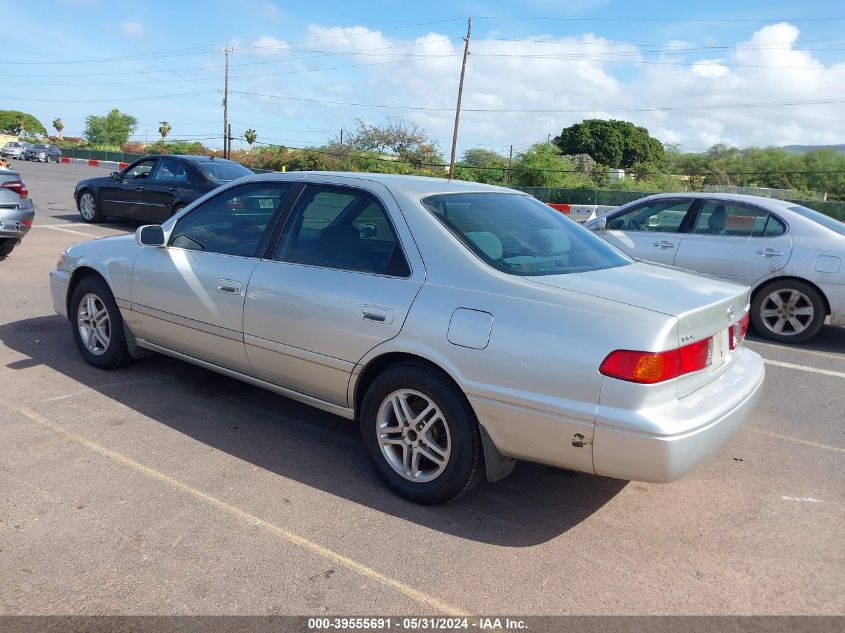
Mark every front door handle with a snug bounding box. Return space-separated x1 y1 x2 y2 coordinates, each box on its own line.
756 248 783 257
362 305 394 324
652 240 675 249
217 279 242 295
168 187 176 192
136 185 144 191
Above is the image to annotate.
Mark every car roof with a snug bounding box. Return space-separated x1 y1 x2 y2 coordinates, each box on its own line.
248 171 524 196
153 154 241 164
630 191 796 209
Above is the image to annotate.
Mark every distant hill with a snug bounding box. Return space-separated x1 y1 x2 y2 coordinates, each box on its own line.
782 144 845 154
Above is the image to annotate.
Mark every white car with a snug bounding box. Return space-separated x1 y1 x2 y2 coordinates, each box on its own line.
50 173 764 503
585 193 845 343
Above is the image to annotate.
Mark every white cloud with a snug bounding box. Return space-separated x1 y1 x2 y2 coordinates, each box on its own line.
249 36 290 56
120 21 144 38
235 22 845 154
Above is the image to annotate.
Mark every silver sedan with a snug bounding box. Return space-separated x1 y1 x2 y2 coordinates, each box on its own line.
585 193 845 343
50 173 764 503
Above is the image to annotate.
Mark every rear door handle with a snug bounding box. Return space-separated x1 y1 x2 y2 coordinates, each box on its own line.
217 279 242 295
756 248 783 257
135 185 144 191
362 305 394 324
652 240 675 249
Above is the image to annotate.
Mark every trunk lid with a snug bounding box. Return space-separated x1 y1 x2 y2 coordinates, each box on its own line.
528 262 751 397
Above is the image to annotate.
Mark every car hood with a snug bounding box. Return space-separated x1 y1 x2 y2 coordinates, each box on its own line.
76 175 114 189
526 261 749 319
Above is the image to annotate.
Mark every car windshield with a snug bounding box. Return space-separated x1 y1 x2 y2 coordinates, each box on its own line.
422 192 631 276
789 205 845 237
32 144 48 150
197 161 252 182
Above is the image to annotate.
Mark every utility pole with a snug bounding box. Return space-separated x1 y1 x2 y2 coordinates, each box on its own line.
227 124 232 157
507 144 513 183
448 17 471 180
339 129 344 146
220 45 232 158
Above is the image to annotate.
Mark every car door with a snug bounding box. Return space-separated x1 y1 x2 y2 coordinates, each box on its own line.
99 158 159 218
597 198 698 265
673 199 793 285
243 179 425 407
128 181 295 374
133 157 186 223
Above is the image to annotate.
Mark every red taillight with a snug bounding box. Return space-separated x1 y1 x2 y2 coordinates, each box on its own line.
1 179 28 199
600 338 713 384
729 313 750 350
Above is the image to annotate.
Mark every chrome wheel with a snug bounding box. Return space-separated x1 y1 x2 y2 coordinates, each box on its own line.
376 389 451 483
79 192 96 220
759 288 815 336
76 293 111 356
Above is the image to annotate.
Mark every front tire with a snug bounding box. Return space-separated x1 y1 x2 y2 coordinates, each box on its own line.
70 275 131 369
77 190 103 223
751 279 826 344
360 363 483 504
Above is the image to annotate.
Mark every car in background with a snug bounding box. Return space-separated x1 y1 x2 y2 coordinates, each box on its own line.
73 154 253 224
0 166 34 257
1 141 32 160
584 193 845 343
22 143 63 163
51 173 764 503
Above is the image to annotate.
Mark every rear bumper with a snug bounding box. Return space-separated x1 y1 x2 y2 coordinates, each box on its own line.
50 269 71 319
593 349 765 482
0 201 35 239
819 282 845 327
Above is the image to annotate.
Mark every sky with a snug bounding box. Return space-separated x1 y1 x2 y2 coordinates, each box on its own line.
5 0 845 157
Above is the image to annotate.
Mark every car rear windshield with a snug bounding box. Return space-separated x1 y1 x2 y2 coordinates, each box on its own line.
422 192 631 276
197 161 253 182
789 205 845 237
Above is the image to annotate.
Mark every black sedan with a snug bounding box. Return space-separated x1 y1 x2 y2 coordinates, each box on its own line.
74 154 253 223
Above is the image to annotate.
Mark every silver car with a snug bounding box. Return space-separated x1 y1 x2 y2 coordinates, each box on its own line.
0 166 34 257
585 193 845 343
1 141 32 160
50 173 764 503
23 143 62 163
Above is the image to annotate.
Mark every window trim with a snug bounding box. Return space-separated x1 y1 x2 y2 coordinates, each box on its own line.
122 157 160 181
266 182 414 279
688 198 790 239
166 180 297 259
150 157 188 183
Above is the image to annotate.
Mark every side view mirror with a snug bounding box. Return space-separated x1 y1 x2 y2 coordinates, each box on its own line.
357 222 378 239
110 171 122 181
136 224 165 247
585 216 607 231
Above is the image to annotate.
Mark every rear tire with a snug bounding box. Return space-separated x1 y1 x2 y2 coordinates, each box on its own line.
751 279 826 344
77 190 103 223
69 275 132 369
360 363 483 504
0 238 18 257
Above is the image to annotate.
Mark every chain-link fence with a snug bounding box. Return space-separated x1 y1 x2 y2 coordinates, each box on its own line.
61 148 145 163
509 186 845 220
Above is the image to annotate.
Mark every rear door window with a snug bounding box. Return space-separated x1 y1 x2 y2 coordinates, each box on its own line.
607 200 696 233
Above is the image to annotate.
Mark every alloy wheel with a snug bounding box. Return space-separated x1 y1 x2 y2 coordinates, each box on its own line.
79 193 96 220
77 293 111 356
759 288 815 336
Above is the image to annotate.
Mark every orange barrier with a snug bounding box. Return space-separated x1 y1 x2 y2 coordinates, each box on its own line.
547 203 571 214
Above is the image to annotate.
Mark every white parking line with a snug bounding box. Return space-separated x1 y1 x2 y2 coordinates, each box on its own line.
782 496 824 503
748 341 845 362
747 427 845 453
763 359 845 379
33 225 99 238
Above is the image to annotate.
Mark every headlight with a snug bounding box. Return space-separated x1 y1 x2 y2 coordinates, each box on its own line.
56 251 68 270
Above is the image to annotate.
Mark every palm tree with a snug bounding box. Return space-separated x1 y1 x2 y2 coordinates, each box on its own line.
244 128 257 148
158 121 171 141
52 117 64 140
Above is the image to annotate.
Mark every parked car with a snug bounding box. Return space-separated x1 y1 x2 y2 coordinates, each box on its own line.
0 166 34 257
1 141 32 160
50 174 764 503
22 143 62 163
74 154 253 224
584 193 845 343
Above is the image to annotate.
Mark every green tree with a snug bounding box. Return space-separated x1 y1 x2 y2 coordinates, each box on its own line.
52 117 64 139
244 128 257 148
349 116 440 165
554 119 664 169
0 110 48 137
158 121 171 141
84 108 138 145
512 143 591 188
456 148 507 184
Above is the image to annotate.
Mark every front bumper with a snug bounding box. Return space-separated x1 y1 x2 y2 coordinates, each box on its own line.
593 348 765 482
50 268 71 319
0 201 35 239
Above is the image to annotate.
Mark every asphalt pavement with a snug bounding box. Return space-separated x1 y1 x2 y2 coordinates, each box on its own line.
1 159 843 615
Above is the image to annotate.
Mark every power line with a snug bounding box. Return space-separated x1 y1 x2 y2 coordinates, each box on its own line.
473 15 845 23
229 90 845 113
0 90 219 103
